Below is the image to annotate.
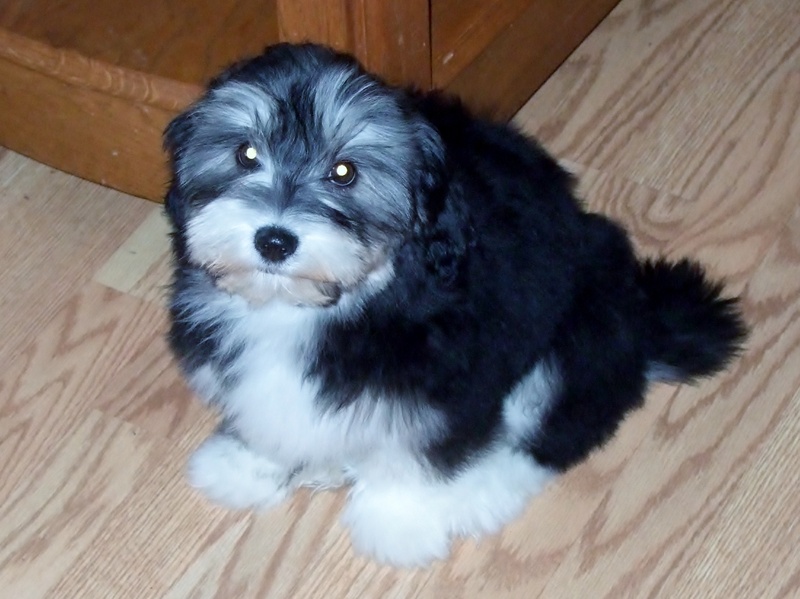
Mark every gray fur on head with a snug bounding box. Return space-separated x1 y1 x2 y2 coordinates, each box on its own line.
164 43 746 568
164 44 443 307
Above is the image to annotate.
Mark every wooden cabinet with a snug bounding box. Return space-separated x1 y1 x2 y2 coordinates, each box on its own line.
0 0 619 201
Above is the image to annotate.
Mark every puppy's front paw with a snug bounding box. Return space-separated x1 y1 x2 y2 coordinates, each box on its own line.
342 483 451 568
187 434 291 510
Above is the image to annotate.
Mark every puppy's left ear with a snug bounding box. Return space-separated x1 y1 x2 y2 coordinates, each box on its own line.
407 116 473 289
410 118 448 231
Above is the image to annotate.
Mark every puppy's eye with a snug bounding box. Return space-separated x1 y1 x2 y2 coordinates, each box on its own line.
328 161 357 186
236 143 259 169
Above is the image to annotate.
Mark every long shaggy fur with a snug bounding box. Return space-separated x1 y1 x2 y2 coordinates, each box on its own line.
164 43 747 567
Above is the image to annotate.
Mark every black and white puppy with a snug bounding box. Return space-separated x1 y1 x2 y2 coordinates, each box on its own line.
164 43 747 567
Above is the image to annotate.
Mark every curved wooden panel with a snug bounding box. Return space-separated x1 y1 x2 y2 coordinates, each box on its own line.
0 0 279 86
0 0 620 201
277 0 432 89
0 0 278 201
0 28 202 200
0 29 200 111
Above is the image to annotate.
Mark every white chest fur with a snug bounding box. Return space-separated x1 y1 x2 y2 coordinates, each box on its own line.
191 293 443 469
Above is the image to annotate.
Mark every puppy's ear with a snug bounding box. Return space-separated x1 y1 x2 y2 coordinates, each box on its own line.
410 117 448 231
162 108 196 226
163 182 187 227
407 116 473 288
163 108 196 164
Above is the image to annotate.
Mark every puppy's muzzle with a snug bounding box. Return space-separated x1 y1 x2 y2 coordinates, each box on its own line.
254 225 299 263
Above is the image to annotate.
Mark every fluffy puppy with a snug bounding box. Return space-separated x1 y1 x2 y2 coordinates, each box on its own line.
164 43 747 567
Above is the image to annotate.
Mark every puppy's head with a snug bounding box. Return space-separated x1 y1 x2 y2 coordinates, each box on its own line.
164 43 444 307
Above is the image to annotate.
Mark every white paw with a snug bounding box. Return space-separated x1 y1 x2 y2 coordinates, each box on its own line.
187 435 291 510
342 482 452 568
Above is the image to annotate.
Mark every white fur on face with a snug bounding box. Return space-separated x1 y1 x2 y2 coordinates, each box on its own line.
186 198 274 275
185 197 383 305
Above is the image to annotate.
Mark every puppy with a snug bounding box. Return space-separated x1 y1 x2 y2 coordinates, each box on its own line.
163 43 747 567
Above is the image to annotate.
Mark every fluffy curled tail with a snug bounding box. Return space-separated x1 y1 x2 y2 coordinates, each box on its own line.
637 258 748 383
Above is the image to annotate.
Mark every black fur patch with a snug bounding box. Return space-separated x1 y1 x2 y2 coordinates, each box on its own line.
165 43 747 477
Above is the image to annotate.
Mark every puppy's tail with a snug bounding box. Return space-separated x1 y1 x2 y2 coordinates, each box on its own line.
637 258 747 383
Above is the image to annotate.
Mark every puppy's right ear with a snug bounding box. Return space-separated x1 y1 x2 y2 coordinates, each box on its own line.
163 109 195 226
163 183 186 228
163 108 195 165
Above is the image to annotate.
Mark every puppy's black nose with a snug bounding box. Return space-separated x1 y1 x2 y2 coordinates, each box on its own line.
254 226 299 262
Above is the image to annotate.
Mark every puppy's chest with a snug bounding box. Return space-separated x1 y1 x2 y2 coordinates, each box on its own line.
216 305 324 451
209 303 405 463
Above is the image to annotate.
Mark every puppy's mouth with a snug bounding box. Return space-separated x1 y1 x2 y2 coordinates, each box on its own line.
207 258 392 308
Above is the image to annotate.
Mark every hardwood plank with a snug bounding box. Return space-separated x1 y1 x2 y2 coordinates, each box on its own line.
91 207 210 441
0 283 165 495
664 386 800 597
515 0 800 198
90 307 213 443
0 411 154 596
94 206 173 304
163 493 361 599
0 410 230 598
0 151 153 365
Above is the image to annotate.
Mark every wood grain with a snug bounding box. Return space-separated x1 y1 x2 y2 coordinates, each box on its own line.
440 0 621 120
0 152 153 366
94 206 174 303
277 0 432 89
514 0 800 200
0 56 178 201
1 0 798 595
0 0 617 199
0 0 279 85
431 0 531 88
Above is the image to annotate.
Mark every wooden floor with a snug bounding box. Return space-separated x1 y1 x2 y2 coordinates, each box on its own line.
1 0 798 596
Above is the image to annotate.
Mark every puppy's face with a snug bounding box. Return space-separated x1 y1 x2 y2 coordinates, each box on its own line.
165 44 442 307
